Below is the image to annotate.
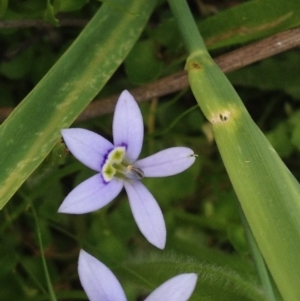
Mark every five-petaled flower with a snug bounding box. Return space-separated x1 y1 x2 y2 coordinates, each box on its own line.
59 90 196 249
78 249 198 301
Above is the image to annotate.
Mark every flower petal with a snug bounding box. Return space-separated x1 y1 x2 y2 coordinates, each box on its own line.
58 174 123 214
144 273 198 301
135 147 196 177
78 250 127 301
124 181 166 249
62 128 114 172
113 90 143 162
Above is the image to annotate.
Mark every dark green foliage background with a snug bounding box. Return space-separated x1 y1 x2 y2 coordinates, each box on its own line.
0 0 299 300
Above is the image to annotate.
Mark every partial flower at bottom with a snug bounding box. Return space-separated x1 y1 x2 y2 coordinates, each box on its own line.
59 90 196 249
78 249 198 301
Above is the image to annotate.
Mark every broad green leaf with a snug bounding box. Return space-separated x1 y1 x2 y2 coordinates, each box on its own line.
228 52 300 100
187 44 300 301
168 236 255 279
266 122 294 158
291 116 300 151
0 46 34 80
46 0 89 14
43 0 59 26
117 255 268 301
11 0 45 13
200 0 300 50
0 0 157 209
0 82 14 106
227 224 248 254
125 39 163 85
151 18 183 53
0 0 8 19
168 0 300 298
142 158 201 206
0 274 27 300
56 0 89 12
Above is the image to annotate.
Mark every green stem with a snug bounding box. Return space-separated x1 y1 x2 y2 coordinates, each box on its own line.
239 206 278 301
168 0 281 300
32 206 57 301
168 0 205 53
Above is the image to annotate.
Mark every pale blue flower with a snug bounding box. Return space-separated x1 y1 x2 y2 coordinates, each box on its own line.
78 249 198 301
59 90 196 249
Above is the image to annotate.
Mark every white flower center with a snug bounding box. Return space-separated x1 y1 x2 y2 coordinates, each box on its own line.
102 146 144 182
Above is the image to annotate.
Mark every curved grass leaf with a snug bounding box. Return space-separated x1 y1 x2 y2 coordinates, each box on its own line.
187 43 300 301
200 0 300 50
168 0 300 299
0 0 156 209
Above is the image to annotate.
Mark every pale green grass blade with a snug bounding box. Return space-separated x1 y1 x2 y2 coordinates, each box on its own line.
0 0 156 209
186 33 300 301
168 0 300 300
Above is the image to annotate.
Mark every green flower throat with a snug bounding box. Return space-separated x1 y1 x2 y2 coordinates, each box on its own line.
102 146 144 182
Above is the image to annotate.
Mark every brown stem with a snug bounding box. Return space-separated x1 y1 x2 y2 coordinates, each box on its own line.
0 18 88 29
1 27 300 123
77 27 300 121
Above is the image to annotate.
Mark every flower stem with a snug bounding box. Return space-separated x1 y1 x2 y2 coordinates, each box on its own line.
168 0 205 54
32 205 58 301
